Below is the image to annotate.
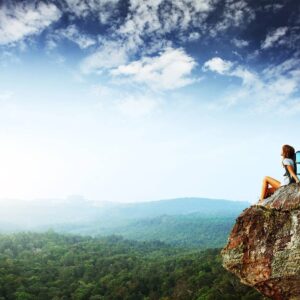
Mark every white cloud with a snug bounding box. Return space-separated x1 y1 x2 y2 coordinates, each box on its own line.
204 57 258 87
187 32 201 42
64 0 120 23
57 25 96 49
229 66 258 85
45 37 58 51
203 56 300 112
210 0 255 36
0 2 61 45
261 27 288 49
80 40 130 74
78 0 258 85
159 0 215 33
203 57 234 75
263 4 284 13
232 38 249 48
262 58 300 79
260 58 300 108
79 0 218 75
268 77 297 96
118 0 215 37
110 46 198 91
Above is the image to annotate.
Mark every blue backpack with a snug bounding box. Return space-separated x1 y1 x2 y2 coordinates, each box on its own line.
284 151 299 183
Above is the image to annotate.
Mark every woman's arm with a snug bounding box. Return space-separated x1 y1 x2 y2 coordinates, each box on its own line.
286 165 300 183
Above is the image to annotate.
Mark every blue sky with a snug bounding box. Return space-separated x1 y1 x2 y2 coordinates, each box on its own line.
0 0 300 203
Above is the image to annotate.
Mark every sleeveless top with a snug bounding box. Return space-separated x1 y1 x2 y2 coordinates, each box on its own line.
281 158 295 186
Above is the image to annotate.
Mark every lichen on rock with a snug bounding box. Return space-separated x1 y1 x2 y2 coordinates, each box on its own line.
221 183 300 300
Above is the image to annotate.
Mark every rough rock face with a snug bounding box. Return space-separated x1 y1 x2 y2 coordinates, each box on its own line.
221 183 300 300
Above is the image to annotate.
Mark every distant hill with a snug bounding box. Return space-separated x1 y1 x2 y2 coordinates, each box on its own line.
52 197 250 248
0 196 250 228
57 213 237 248
0 197 250 248
101 197 250 219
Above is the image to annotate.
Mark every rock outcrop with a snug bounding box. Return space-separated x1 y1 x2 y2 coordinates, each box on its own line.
221 183 300 300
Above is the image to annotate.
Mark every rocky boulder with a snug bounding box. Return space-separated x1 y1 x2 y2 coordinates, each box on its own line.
221 183 300 300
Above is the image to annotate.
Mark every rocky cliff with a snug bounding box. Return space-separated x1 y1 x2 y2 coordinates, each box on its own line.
221 183 300 300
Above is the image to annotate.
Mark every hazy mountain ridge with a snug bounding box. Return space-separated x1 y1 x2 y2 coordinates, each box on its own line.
57 214 237 248
0 196 249 230
0 197 250 248
104 197 250 219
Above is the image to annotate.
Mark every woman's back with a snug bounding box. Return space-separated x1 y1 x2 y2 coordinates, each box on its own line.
282 158 296 186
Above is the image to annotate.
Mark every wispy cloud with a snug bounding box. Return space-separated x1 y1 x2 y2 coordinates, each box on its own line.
203 56 300 113
80 39 130 74
63 0 120 23
0 2 61 45
203 57 234 75
262 3 284 13
0 50 21 66
1 0 299 117
89 0 218 63
118 0 216 38
261 27 288 49
55 25 96 49
210 0 255 36
231 38 249 48
110 47 199 91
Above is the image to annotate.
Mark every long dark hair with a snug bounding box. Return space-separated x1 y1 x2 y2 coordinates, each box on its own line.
282 144 296 160
282 144 297 175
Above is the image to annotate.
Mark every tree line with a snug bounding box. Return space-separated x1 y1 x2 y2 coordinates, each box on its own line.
0 231 267 300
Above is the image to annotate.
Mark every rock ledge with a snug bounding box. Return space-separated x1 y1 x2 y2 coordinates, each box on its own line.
221 183 300 300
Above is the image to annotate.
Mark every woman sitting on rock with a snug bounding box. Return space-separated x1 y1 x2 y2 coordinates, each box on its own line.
258 144 300 203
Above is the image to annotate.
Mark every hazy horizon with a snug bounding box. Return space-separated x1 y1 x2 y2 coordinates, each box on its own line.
0 0 299 204
0 194 251 204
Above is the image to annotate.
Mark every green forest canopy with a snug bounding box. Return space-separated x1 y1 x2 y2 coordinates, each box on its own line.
0 232 267 300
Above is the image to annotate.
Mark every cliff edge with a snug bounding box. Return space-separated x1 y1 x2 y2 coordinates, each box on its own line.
221 183 300 300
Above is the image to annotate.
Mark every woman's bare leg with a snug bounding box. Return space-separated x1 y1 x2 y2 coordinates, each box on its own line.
259 176 281 202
